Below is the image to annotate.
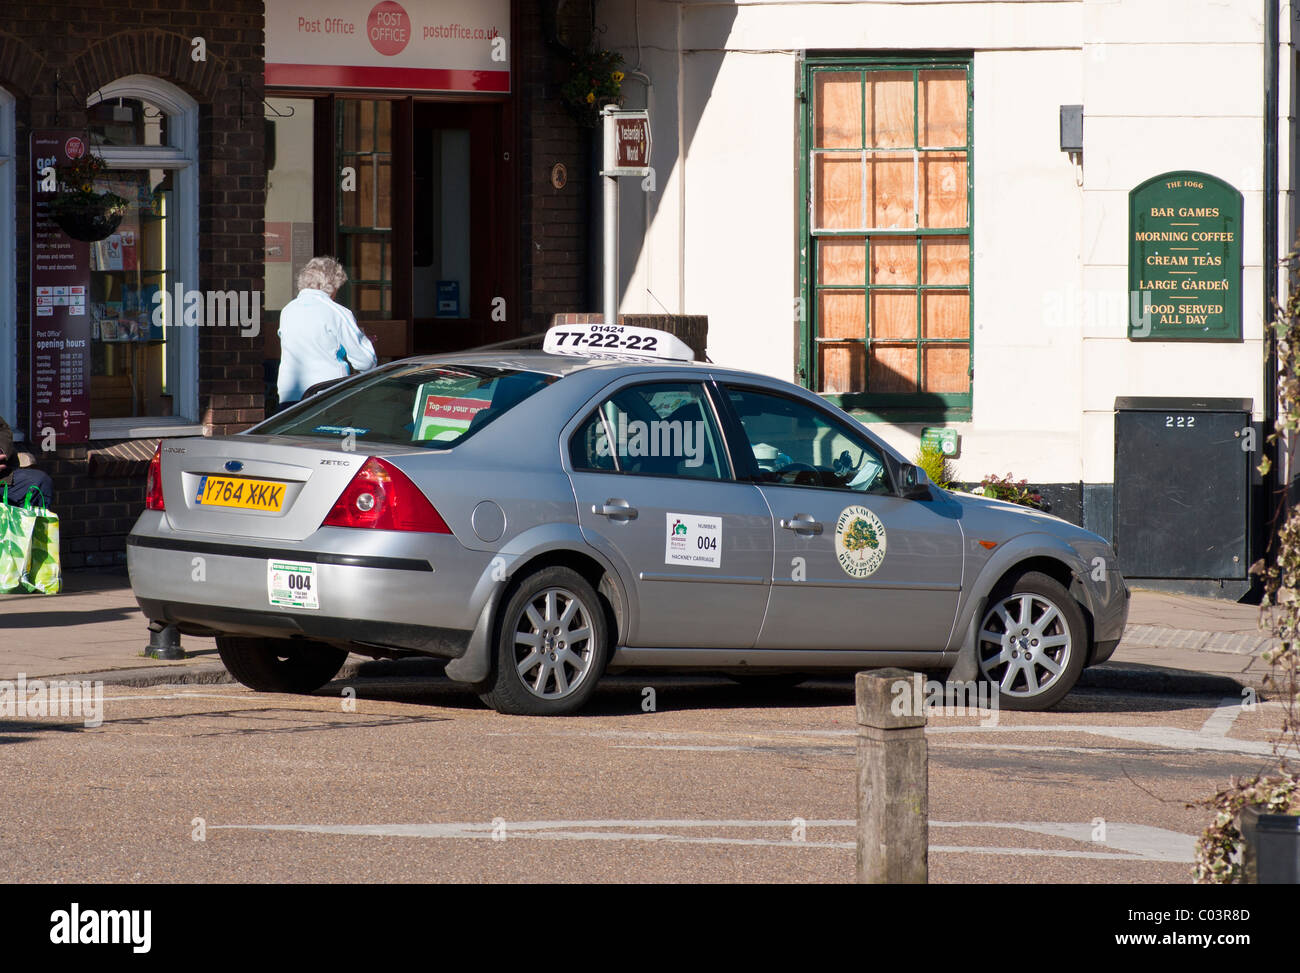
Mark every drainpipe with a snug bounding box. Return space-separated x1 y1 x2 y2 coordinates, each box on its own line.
677 0 686 313
1263 0 1281 565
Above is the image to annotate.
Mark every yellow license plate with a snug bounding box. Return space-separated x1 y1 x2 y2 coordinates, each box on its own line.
195 475 285 511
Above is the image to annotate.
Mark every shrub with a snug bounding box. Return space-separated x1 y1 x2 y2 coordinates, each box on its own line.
914 442 957 490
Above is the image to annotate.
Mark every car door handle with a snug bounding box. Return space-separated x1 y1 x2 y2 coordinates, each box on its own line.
779 514 823 535
593 499 638 520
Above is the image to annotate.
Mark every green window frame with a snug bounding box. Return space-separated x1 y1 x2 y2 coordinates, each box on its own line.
799 56 974 422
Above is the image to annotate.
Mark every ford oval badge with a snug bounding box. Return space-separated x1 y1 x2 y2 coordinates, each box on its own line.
224 461 244 473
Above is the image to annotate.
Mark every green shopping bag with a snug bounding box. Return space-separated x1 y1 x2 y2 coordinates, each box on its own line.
19 488 61 595
0 484 37 593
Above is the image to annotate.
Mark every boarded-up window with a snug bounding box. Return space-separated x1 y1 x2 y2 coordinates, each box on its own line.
807 64 971 405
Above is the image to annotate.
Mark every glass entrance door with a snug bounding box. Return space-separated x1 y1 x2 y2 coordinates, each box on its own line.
412 102 502 354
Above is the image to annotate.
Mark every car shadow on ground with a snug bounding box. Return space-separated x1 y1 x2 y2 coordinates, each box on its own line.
317 666 1228 717
0 719 91 745
321 670 856 715
0 607 139 628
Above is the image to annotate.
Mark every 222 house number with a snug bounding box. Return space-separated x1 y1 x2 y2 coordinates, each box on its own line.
1166 415 1196 428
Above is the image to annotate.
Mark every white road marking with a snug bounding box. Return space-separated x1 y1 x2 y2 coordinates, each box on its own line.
87 690 1286 758
97 691 254 703
209 818 1193 862
926 724 1290 758
601 723 1287 758
1198 697 1243 737
943 821 1193 863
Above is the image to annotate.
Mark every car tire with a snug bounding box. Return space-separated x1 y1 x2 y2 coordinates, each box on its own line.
479 566 610 716
216 636 348 694
975 571 1087 711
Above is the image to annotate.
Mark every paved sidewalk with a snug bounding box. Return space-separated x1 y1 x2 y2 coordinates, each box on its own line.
0 570 217 681
0 571 1284 693
1084 588 1277 693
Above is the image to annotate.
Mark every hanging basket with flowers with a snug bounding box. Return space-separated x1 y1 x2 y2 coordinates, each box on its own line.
46 152 129 243
560 48 626 127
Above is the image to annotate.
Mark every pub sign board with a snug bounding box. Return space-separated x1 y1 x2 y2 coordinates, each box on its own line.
1128 171 1242 341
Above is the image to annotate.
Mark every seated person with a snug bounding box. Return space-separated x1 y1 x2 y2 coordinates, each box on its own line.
0 415 54 506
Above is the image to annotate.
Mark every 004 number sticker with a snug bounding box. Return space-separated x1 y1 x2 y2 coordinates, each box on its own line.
268 560 319 610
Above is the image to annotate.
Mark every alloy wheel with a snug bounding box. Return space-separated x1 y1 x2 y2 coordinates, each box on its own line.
977 592 1073 699
512 586 595 699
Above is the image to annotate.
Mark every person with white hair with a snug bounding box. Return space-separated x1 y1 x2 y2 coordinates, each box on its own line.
276 256 377 409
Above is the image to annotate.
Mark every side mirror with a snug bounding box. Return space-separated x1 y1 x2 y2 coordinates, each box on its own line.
897 463 933 501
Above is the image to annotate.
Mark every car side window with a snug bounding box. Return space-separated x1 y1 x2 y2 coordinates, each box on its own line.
722 385 892 495
569 382 727 481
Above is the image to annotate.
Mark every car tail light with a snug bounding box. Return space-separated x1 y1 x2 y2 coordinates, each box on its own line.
145 443 165 511
321 457 451 533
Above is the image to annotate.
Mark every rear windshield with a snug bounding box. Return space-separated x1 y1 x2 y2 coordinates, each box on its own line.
254 363 556 449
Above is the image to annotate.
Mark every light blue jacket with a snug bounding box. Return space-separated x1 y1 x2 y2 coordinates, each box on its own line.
277 289 377 403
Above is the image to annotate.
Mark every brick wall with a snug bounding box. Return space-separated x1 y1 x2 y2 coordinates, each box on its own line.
0 0 266 564
42 444 148 569
516 0 593 333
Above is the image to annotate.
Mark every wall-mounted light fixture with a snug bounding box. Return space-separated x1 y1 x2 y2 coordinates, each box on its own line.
1059 105 1083 153
1060 104 1083 185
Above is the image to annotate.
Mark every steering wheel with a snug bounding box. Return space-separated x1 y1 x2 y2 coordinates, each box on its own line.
775 461 820 486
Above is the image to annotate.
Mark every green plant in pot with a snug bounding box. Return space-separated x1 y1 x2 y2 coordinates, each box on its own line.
46 151 129 243
971 472 1045 509
1191 254 1300 884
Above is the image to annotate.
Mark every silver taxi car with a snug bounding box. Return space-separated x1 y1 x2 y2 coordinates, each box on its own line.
128 324 1128 715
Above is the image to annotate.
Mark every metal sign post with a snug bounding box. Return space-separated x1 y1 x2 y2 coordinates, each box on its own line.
600 107 652 328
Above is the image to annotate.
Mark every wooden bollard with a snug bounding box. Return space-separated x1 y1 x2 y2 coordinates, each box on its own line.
856 668 928 884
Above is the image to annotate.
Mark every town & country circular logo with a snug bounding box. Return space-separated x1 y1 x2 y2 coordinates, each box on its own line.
834 505 887 578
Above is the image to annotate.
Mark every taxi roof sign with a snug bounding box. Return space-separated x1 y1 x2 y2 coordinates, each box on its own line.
543 323 695 362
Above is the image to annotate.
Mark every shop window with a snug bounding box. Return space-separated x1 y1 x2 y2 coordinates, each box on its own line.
87 96 168 147
336 99 393 317
803 59 972 419
0 89 14 431
87 168 173 419
86 76 199 437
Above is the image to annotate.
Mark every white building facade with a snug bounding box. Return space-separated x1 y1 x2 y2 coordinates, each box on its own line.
599 0 1294 589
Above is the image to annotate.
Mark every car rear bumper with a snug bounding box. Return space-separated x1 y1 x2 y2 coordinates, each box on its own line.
133 595 471 657
127 512 492 658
